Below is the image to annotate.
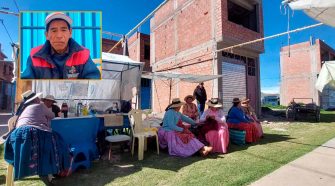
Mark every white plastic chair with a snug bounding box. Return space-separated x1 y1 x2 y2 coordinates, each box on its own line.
128 110 159 160
104 114 131 160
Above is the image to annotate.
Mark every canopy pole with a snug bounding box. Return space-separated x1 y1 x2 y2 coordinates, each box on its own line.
169 79 172 104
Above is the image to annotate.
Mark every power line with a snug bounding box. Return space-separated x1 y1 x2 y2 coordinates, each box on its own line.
216 23 324 53
0 19 14 43
0 10 19 16
107 0 169 53
12 0 20 12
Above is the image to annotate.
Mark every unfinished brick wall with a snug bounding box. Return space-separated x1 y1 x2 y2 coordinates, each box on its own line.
218 0 264 52
151 0 264 113
128 33 151 71
102 35 151 72
280 39 335 106
102 38 123 55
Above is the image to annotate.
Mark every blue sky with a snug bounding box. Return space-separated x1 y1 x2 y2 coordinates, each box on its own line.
1 0 334 94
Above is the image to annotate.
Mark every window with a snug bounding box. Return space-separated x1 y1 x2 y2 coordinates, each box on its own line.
144 44 150 60
141 78 151 87
228 0 259 32
247 58 256 76
3 64 7 75
8 65 13 75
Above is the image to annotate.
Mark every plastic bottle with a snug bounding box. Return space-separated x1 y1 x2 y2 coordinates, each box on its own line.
76 100 83 117
82 104 88 116
61 102 68 118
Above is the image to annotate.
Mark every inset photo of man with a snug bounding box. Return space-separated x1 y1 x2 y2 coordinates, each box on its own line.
20 11 102 79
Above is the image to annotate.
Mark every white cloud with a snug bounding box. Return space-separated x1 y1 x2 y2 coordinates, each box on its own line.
261 86 279 94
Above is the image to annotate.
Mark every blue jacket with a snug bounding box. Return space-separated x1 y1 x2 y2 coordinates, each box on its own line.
162 109 196 132
227 106 251 124
21 38 100 79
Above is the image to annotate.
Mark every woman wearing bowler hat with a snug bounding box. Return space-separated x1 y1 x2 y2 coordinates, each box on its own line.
226 98 260 143
241 97 263 137
198 98 229 153
182 95 199 120
158 98 213 157
4 90 71 182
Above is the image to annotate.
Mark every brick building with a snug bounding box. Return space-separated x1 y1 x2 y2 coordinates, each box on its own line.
280 39 335 109
0 43 15 112
150 0 264 113
102 33 152 109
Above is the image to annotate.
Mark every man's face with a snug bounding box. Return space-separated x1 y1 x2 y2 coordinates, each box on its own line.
43 99 53 108
45 20 72 54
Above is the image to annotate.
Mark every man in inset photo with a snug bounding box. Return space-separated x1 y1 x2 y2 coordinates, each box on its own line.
21 12 101 79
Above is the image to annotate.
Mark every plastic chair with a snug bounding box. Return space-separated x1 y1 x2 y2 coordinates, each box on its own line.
51 117 99 172
5 116 17 186
128 110 159 160
104 114 131 160
6 162 14 186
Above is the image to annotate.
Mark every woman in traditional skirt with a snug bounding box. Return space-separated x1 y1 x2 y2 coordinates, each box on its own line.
226 98 260 143
198 98 229 153
158 98 212 157
240 97 263 138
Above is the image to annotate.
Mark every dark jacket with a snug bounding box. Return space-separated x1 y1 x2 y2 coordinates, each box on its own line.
22 38 100 79
193 85 207 104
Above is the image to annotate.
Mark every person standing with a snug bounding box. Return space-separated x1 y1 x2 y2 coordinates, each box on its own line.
193 82 207 115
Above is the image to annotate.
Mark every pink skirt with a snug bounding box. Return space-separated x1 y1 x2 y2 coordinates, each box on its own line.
158 128 204 157
205 124 229 153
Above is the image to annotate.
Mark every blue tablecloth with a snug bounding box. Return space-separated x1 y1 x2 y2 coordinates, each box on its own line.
51 116 131 157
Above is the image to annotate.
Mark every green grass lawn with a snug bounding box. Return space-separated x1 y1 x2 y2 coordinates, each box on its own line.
0 111 334 186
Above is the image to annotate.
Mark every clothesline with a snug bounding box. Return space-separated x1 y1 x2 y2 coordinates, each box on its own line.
216 23 324 53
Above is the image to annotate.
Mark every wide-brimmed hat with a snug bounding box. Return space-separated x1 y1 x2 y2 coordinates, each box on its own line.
45 12 73 27
241 97 250 104
42 95 57 103
169 98 185 108
232 98 241 103
184 95 195 102
22 90 42 104
206 98 223 108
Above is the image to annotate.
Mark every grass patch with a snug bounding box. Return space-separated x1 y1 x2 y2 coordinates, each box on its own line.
262 105 287 109
1 119 335 186
320 110 335 123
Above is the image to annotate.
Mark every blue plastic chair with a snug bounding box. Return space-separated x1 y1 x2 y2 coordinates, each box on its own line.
51 117 99 172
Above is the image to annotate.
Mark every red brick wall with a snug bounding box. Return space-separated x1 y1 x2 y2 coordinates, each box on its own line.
151 0 264 112
128 33 151 71
102 38 123 55
0 61 14 82
102 35 151 71
280 39 335 106
280 41 319 105
218 0 264 51
152 58 214 112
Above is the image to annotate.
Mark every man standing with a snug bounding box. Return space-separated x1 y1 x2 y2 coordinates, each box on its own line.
193 82 207 115
21 12 101 79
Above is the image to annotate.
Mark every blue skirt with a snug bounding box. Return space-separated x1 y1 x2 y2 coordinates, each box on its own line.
4 125 71 180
